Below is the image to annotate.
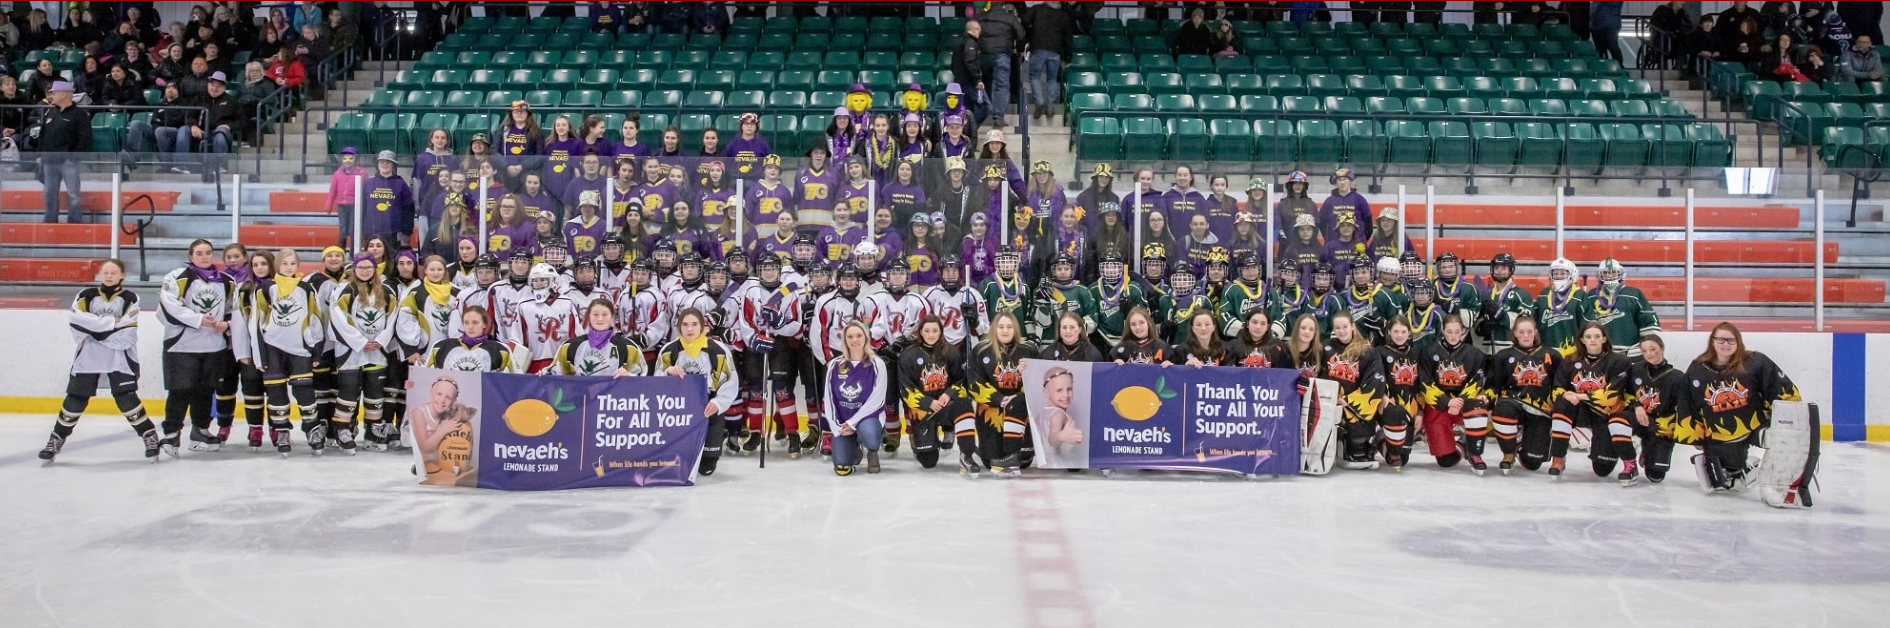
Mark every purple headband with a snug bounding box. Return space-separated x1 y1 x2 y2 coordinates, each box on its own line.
351 253 377 266
395 250 419 265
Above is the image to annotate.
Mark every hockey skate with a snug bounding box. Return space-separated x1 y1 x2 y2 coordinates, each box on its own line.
989 452 1024 478
247 425 264 451
799 429 820 452
819 432 833 458
741 432 763 454
359 423 390 452
698 455 719 476
1618 458 1640 487
1339 453 1379 471
159 432 181 458
215 424 232 445
333 425 357 455
187 427 220 452
1500 454 1516 476
785 432 803 459
882 436 899 457
306 422 327 456
38 433 65 464
1548 457 1566 481
958 451 983 479
724 433 743 455
272 427 293 457
143 431 162 462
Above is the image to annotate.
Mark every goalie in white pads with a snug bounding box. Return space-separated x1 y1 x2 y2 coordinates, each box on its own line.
1682 322 1809 505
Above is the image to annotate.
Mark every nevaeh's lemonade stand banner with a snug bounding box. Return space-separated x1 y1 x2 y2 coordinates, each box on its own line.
1022 361 1303 475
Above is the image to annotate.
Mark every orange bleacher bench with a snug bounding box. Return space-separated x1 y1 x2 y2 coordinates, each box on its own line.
240 224 340 248
269 191 329 213
1 223 134 245
0 258 103 282
1404 204 1800 229
0 191 180 213
1511 276 1884 304
1414 238 1838 265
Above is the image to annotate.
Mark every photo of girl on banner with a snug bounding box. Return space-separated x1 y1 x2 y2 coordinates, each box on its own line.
409 370 482 487
1034 366 1090 468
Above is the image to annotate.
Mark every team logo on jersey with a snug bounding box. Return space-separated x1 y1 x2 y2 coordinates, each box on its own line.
1571 373 1606 394
1512 360 1548 387
1325 356 1360 383
357 308 385 333
430 307 452 332
191 293 222 313
450 354 487 372
995 365 1023 390
1239 352 1273 369
536 315 564 343
1297 364 1318 380
272 299 303 326
1389 360 1419 386
1638 389 1660 412
1705 380 1750 413
921 364 950 392
1436 363 1468 387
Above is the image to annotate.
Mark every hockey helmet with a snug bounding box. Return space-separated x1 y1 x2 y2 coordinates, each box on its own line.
1407 278 1435 297
1434 251 1461 278
1548 257 1578 290
837 263 862 281
1235 251 1261 270
1491 252 1517 270
853 242 881 260
474 253 501 270
1312 262 1335 290
706 260 730 280
1375 256 1401 276
755 252 782 270
939 253 962 268
1597 257 1626 285
527 263 558 290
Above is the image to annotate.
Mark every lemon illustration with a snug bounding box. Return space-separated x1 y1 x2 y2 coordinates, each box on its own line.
1112 387 1162 421
503 399 559 437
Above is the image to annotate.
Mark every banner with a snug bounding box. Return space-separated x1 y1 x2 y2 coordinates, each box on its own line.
405 367 708 491
1022 361 1303 475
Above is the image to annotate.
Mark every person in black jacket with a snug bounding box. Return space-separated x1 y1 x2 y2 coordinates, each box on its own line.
1022 0 1075 123
36 81 90 224
196 72 243 177
0 76 34 138
124 83 192 171
951 20 987 124
1172 7 1213 56
98 64 143 112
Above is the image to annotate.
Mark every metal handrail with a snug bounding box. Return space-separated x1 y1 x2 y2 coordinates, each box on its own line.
119 194 157 282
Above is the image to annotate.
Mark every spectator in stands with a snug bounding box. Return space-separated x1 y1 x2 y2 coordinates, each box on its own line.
1718 1 1761 38
36 80 87 224
1719 16 1764 66
952 21 987 125
976 3 1024 128
695 2 730 34
1841 35 1884 82
265 47 305 92
57 8 104 48
1287 1 1331 25
614 114 647 159
1817 9 1855 59
1683 15 1720 78
117 42 152 85
157 21 183 53
1590 2 1624 64
1762 32 1800 80
1210 19 1240 56
23 58 64 102
293 1 323 35
252 24 284 63
326 10 358 60
266 8 295 46
1172 8 1213 56
1560 1 1590 41
103 22 138 57
326 146 365 242
589 1 623 33
364 150 417 248
99 64 142 112
1022 0 1073 124
184 4 211 40
153 43 186 86
1140 1 1174 23
1798 45 1832 82
214 4 252 52
178 56 212 100
1471 1 1509 25
187 72 242 171
1413 1 1446 25
464 132 494 173
18 8 53 51
202 43 231 80
1760 1 1796 37
727 113 769 180
74 56 105 104
1838 0 1883 47
655 2 693 34
1513 1 1554 28
185 22 215 59
1650 1 1692 69
0 8 19 48
0 76 31 138
236 62 274 143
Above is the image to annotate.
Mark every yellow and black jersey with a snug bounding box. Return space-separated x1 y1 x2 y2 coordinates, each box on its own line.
1632 359 1691 442
1554 350 1636 416
1226 336 1289 369
968 340 1038 404
1320 342 1384 423
554 333 647 376
898 342 967 412
1490 345 1562 414
1420 340 1488 408
1683 353 1801 444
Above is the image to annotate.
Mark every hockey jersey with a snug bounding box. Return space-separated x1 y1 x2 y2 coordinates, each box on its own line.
158 266 234 353
653 338 740 413
1584 285 1661 356
1490 344 1562 415
1028 280 1099 344
512 292 582 364
616 283 670 349
426 337 515 373
68 284 140 376
240 278 324 362
553 332 648 376
1090 278 1146 346
921 285 987 347
331 283 397 371
811 290 878 361
870 289 932 350
1682 354 1800 444
1534 285 1591 358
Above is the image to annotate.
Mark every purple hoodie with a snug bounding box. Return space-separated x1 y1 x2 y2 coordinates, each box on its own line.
1318 190 1373 244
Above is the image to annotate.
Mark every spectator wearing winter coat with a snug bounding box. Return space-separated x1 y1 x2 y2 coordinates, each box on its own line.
1841 35 1885 82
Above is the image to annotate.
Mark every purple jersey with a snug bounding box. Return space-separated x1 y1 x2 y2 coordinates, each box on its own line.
665 227 712 259
631 179 679 221
746 180 796 240
696 184 737 231
817 224 868 263
871 230 904 268
361 174 414 237
751 231 797 267
1203 194 1240 242
560 174 608 217
486 220 535 259
412 151 457 201
960 234 998 286
904 242 941 288
564 215 609 259
612 140 649 162
837 180 874 225
541 137 586 199
725 135 770 180
581 138 614 160
795 166 841 229
707 224 757 262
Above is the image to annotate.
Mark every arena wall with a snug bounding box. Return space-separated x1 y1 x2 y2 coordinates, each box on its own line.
0 309 1882 442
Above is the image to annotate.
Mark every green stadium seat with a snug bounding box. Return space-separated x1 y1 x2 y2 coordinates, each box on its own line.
1105 71 1145 93
1307 74 1346 99
1256 119 1300 163
1328 55 1366 74
1279 37 1315 55
898 71 937 88
1385 120 1430 164
1545 23 1576 41
404 90 444 109
1138 52 1175 71
1343 119 1386 163
565 90 602 109
735 70 775 91
1830 102 1868 129
1386 75 1424 100
1266 74 1306 96
1199 94 1237 114
1597 123 1649 168
726 89 765 110
1466 77 1504 101
1440 56 1479 77
1227 74 1265 96
656 69 696 92
1570 99 1612 117
810 91 844 109
1472 122 1518 167
1177 54 1214 73
1313 37 1348 56
446 90 485 108
1147 72 1185 95
537 69 577 93
1068 92 1111 118
328 112 373 156
371 113 416 154
455 51 493 67
713 114 742 135
503 69 541 93
1170 118 1210 161
1282 95 1322 114
1406 97 1446 116
1610 100 1651 118
644 90 683 108
1489 98 1529 116
1563 123 1604 169
776 70 815 93
475 90 516 108
1387 38 1422 56
1689 123 1732 167
1532 40 1569 58
1326 96 1364 115
1779 100 1833 145
1123 116 1167 160
1642 123 1693 167
1366 96 1404 115
1517 58 1554 80
1479 58 1518 79
709 51 748 71
1114 93 1154 113
618 32 653 50
1186 73 1226 94
1780 81 1830 104
1079 116 1124 160
1429 121 1472 166
650 32 685 50
1743 80 1783 120
1549 58 1591 78
1289 55 1328 74
466 69 505 93
1253 55 1291 74
1651 100 1694 120
1240 95 1281 114
579 32 615 50
677 114 713 151
1352 38 1389 57
824 51 862 71
834 15 867 32
604 90 641 109
1345 74 1387 98
363 90 401 108
523 90 561 108
1529 99 1570 117
88 112 124 152
1211 119 1254 160
427 69 467 91
1101 53 1137 73
759 114 798 148
766 91 807 108
1424 76 1465 99
1516 122 1562 166
1578 78 1619 100
698 70 737 92
1446 97 1487 115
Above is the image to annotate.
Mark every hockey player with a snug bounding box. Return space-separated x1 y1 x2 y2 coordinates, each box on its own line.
923 254 989 350
330 254 399 455
553 300 648 376
869 259 931 455
1135 244 1169 301
1044 310 1108 362
1028 253 1097 344
1216 252 1268 339
1476 253 1536 353
1630 335 1687 483
982 245 1029 324
1090 251 1145 350
560 257 608 307
1155 260 1211 343
1419 317 1491 474
597 235 635 302
460 254 503 316
490 250 536 342
1585 258 1661 356
1297 262 1345 339
1536 257 1590 358
665 253 718 344
225 250 274 449
852 242 886 295
424 306 516 372
1682 322 1801 491
650 238 681 291
302 246 350 431
1548 323 1640 484
390 256 464 447
1375 256 1409 313
1267 259 1306 338
796 260 838 452
1488 315 1563 475
41 259 162 463
1432 252 1483 328
968 311 1039 475
1227 309 1289 369
615 259 669 365
1111 306 1175 365
1342 258 1399 344
1375 317 1424 471
813 264 878 364
511 263 582 373
900 314 976 471
736 254 810 457
242 250 325 455
1320 312 1385 469
654 308 740 477
158 239 235 456
1401 280 1448 351
1177 311 1227 366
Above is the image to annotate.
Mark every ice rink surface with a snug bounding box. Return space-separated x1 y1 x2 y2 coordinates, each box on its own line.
2 416 1887 628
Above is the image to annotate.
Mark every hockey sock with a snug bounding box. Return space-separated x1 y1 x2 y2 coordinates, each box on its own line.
774 390 800 433
125 407 156 439
162 396 191 436
243 398 265 427
1491 413 1520 455
884 407 902 441
1380 412 1410 463
954 413 979 453
213 391 236 429
1001 415 1027 457
51 406 80 439
1607 415 1636 463
743 392 766 432
1548 412 1574 459
1461 408 1490 456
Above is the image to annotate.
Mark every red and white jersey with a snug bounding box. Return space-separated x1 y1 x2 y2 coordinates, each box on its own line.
657 272 682 294
665 283 719 344
563 285 611 310
615 283 670 349
487 281 534 343
735 281 805 348
922 285 989 346
811 291 878 362
868 289 931 349
598 263 633 303
511 292 581 362
717 279 756 351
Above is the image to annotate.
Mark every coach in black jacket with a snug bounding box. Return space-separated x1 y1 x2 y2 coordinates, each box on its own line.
36 81 89 224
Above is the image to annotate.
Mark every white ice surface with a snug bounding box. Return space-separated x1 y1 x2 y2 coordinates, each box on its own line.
1 416 1887 628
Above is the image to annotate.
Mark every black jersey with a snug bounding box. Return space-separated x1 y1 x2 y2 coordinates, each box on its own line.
1420 339 1488 408
1110 336 1175 365
1683 353 1800 444
968 339 1038 404
1489 344 1562 414
1555 350 1636 416
898 341 968 412
1041 339 1105 362
1227 335 1290 369
1631 359 1690 441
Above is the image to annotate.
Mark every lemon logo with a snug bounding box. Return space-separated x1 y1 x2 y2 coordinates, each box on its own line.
503 388 577 437
1111 376 1178 421
375 201 390 212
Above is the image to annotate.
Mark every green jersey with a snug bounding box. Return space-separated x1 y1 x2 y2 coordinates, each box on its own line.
981 274 1030 324
1534 284 1591 358
1090 278 1147 346
1583 284 1660 355
1155 290 1217 343
1340 284 1401 344
1477 278 1537 351
1217 280 1272 338
1029 280 1100 343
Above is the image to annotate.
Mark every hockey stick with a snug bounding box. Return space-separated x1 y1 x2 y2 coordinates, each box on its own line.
759 350 771 469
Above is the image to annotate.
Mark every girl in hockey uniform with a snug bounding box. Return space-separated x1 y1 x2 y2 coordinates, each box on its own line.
827 320 889 475
1476 253 1536 353
1488 316 1563 474
655 308 739 477
245 250 326 455
209 243 256 447
331 254 401 454
734 254 809 457
1419 317 1491 473
390 256 463 448
1375 317 1423 471
302 246 350 434
1089 251 1144 351
513 263 582 373
553 299 648 376
1179 311 1227 366
1043 311 1106 362
224 249 274 448
1227 310 1289 369
968 311 1038 475
1155 261 1212 344
1401 280 1448 351
1535 258 1590 358
1682 322 1801 491
425 307 515 372
1284 314 1323 381
1549 323 1640 484
664 253 718 344
1631 335 1688 483
1321 312 1385 469
616 259 670 364
41 259 162 463
1217 253 1269 339
900 314 977 472
1111 306 1174 365
158 239 235 456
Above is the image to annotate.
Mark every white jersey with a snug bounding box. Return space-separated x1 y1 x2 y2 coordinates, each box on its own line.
487 281 534 343
69 285 140 376
810 290 878 362
397 283 463 358
921 285 988 346
868 289 932 349
510 291 581 363
598 262 633 304
459 283 500 322
563 285 611 310
665 282 719 344
330 284 397 371
157 267 234 353
302 270 349 355
615 283 671 350
238 280 325 362
732 280 802 349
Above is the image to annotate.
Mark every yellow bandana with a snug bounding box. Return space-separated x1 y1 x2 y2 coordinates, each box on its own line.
422 279 452 306
273 275 300 299
679 334 709 358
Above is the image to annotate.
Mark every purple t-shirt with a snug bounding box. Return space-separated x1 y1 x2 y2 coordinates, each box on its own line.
725 135 770 180
960 234 998 286
541 137 586 200
880 181 926 222
513 189 558 221
560 175 608 218
1162 188 1210 236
